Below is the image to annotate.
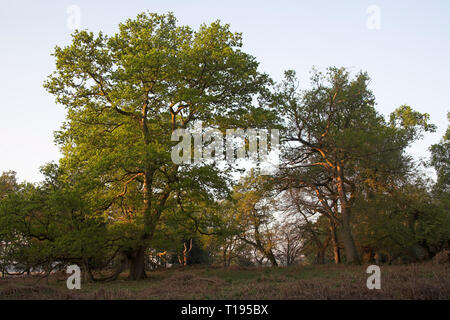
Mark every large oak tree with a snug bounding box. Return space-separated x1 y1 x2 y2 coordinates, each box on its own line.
44 12 270 279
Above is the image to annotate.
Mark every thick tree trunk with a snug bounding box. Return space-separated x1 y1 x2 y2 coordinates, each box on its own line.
127 169 153 280
142 170 154 237
124 109 171 280
339 210 360 264
336 166 360 264
128 247 147 280
329 218 341 264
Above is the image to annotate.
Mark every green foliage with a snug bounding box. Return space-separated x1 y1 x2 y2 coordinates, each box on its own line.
41 11 272 277
1 12 447 276
0 164 113 273
430 113 450 196
353 179 449 261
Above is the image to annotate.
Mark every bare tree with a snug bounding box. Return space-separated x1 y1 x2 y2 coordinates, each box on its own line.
273 221 303 266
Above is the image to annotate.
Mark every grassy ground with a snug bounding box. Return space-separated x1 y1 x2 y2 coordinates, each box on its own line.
0 262 448 300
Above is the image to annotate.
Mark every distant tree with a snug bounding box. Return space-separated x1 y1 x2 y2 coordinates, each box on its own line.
353 178 450 262
0 171 18 200
279 188 336 264
273 219 304 266
274 68 435 264
430 113 450 198
232 172 278 266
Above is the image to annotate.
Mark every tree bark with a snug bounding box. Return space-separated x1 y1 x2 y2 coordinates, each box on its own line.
127 169 155 280
329 218 341 264
316 235 330 264
336 165 360 264
222 245 229 267
183 239 192 266
128 247 147 280
142 170 154 238
266 249 278 267
339 210 360 264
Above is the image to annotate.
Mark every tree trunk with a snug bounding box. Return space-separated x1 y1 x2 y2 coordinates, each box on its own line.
182 239 192 266
329 218 341 264
227 245 233 267
336 166 360 264
127 169 153 280
222 246 228 267
142 170 154 238
339 210 360 264
128 247 147 280
82 259 94 282
317 246 326 264
316 235 330 264
266 249 278 267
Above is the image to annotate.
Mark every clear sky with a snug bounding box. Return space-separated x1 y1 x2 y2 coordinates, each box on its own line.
0 0 449 182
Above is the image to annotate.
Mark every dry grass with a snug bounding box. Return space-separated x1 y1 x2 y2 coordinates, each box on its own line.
0 262 448 300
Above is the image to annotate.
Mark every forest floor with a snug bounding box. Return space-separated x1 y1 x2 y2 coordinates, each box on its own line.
0 262 448 300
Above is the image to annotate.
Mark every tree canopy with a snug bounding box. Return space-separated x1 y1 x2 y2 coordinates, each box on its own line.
0 12 448 280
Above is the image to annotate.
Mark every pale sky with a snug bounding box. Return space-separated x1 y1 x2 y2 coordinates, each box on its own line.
0 0 449 182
